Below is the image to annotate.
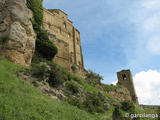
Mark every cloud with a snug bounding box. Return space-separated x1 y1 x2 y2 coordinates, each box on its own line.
141 0 160 55
142 0 160 10
142 14 160 33
147 36 160 55
133 70 160 105
123 0 160 69
112 70 160 105
112 80 118 85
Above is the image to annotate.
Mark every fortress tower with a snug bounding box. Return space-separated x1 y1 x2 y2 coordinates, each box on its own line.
117 69 139 105
43 9 84 77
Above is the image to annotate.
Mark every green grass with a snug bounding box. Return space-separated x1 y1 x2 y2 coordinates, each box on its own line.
0 57 158 120
70 74 99 93
102 84 121 92
0 57 100 120
119 106 158 120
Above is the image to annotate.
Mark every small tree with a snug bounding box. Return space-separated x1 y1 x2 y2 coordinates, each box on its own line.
121 101 135 112
85 70 103 85
112 106 124 120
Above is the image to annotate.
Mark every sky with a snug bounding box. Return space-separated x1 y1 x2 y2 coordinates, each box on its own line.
43 0 160 105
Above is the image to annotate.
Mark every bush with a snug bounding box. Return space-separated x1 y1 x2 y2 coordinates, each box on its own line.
121 101 135 112
85 70 103 85
66 81 80 94
26 0 43 26
84 92 105 113
47 63 68 87
31 63 48 80
102 84 120 92
158 106 160 120
27 0 58 60
31 52 48 64
36 28 58 60
66 97 83 109
67 73 83 84
112 106 124 120
71 64 77 72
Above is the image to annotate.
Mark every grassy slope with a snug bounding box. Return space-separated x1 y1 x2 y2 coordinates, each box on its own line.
0 57 99 120
0 57 158 120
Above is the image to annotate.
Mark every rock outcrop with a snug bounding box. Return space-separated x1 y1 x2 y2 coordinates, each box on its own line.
0 0 36 66
108 87 132 102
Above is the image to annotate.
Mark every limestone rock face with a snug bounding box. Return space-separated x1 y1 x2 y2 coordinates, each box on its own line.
108 87 132 102
0 0 36 66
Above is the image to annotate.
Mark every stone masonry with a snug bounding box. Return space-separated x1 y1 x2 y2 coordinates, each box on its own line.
43 9 84 77
117 69 139 105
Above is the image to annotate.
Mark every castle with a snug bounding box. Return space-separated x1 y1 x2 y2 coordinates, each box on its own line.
43 9 84 76
117 69 139 105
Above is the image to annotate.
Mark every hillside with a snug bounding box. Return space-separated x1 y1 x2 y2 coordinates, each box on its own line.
0 57 159 120
0 0 159 119
0 57 101 120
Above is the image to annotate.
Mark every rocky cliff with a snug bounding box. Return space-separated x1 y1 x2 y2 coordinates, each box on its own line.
0 0 36 66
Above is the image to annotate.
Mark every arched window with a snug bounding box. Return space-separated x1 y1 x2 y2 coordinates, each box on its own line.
63 23 67 29
68 33 71 38
122 74 127 80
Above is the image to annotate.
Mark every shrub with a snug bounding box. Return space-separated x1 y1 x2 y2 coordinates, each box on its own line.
66 97 83 109
47 63 68 87
67 73 83 84
36 28 58 60
32 80 41 87
31 51 48 64
158 106 160 120
84 92 105 113
66 81 80 94
71 64 77 72
102 84 120 92
27 0 58 60
26 0 43 26
31 63 48 80
121 101 135 112
85 70 103 85
112 106 124 120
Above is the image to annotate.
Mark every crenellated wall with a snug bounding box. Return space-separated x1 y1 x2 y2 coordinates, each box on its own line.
43 9 84 76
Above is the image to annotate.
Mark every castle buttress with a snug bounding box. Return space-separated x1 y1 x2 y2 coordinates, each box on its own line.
43 9 84 77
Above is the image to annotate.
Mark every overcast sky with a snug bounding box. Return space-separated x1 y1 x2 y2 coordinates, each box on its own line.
43 0 160 105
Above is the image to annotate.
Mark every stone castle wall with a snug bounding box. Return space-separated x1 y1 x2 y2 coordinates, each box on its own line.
43 9 84 76
117 69 139 105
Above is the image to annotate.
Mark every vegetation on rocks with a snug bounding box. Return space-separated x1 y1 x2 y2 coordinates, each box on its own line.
121 101 135 112
85 69 103 85
0 57 158 120
0 1 158 119
0 57 100 120
66 81 80 94
158 106 160 120
27 0 57 60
